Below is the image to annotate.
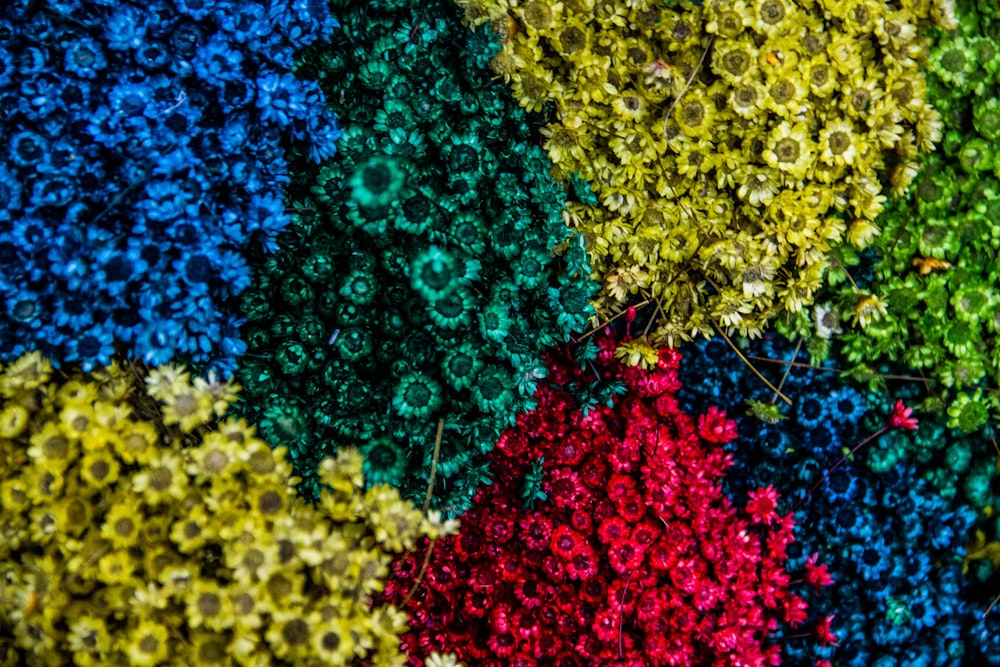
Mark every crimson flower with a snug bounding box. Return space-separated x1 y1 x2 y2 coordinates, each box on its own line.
386 331 833 666
889 399 919 430
746 485 781 525
803 552 835 592
813 615 839 647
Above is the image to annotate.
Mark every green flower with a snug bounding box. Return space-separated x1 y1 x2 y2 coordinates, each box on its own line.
311 164 345 204
360 437 407 486
931 36 975 88
349 155 407 208
392 373 442 420
947 390 991 432
512 248 551 289
441 344 484 391
959 137 995 173
410 246 458 302
943 319 981 357
974 97 1000 140
935 355 987 388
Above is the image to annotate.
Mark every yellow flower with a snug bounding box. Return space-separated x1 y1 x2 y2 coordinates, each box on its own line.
192 371 241 418
249 482 291 520
0 404 28 439
264 570 306 608
0 478 30 515
610 89 648 124
132 451 188 506
672 87 715 140
169 504 211 554
613 337 661 368
763 121 815 180
101 503 143 549
705 0 753 38
365 485 426 552
847 218 881 247
123 619 170 666
751 0 796 36
0 351 52 398
22 467 64 505
826 31 864 75
729 80 766 118
144 364 191 403
764 71 806 117
114 420 160 465
161 387 214 433
56 380 100 407
67 615 112 658
226 532 279 583
186 432 240 485
186 579 234 631
312 613 357 665
266 611 312 661
516 0 564 34
96 548 139 587
510 65 558 113
840 73 884 118
848 175 886 221
851 293 889 328
550 17 592 61
817 117 862 166
59 403 98 442
804 56 837 97
712 38 760 84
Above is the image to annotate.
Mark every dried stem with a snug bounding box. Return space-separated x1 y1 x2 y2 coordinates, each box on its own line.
401 419 444 608
575 300 652 342
770 338 802 405
710 321 791 405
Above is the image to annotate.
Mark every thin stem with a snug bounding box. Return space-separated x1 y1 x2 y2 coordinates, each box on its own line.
710 320 792 405
829 254 861 295
401 419 445 608
661 36 716 141
792 425 889 513
771 338 802 405
619 571 634 658
749 355 937 385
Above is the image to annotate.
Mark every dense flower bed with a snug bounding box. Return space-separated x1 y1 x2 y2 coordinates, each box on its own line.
0 0 339 373
236 0 596 511
386 331 836 666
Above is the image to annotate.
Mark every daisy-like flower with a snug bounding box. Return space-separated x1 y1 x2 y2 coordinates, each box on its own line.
705 0 753 38
763 121 815 180
803 552 835 592
161 387 215 432
817 118 862 166
123 619 170 666
746 486 781 525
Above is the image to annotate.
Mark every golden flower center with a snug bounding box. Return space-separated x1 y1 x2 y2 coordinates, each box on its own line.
770 80 794 104
283 619 310 646
680 100 705 126
522 1 553 29
198 593 222 617
89 460 110 481
43 435 69 459
139 636 160 655
829 131 851 154
174 394 198 416
258 490 284 515
734 85 759 107
204 449 229 474
760 0 785 24
721 50 751 77
716 11 744 37
559 26 585 54
149 467 172 491
115 517 135 537
774 138 801 162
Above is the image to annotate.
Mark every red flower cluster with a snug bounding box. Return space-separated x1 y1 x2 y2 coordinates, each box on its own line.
386 332 833 666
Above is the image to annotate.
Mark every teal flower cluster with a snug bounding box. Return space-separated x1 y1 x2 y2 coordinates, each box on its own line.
781 0 1000 433
237 0 596 513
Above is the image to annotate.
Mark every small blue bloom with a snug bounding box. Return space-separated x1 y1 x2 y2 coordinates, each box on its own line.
829 387 868 422
64 37 107 79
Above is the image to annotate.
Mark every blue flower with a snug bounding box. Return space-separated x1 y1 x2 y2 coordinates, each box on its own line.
63 37 107 79
67 324 116 372
796 394 827 429
193 35 244 86
103 6 148 51
829 386 868 422
9 131 48 168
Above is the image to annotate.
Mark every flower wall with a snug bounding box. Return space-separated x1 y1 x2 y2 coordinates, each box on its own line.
1 0 999 665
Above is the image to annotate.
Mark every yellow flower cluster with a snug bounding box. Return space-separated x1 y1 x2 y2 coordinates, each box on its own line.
462 0 952 346
0 352 442 667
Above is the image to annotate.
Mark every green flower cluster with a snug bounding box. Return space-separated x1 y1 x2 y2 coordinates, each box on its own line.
784 0 1000 432
461 0 951 350
0 353 439 667
237 0 596 513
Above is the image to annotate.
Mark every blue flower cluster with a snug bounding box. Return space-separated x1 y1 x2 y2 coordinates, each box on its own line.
677 335 987 666
0 0 339 372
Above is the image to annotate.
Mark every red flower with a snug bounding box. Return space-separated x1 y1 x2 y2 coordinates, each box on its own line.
813 615 839 647
746 485 781 525
550 525 585 561
387 331 832 666
697 405 739 443
889 399 919 430
803 552 834 592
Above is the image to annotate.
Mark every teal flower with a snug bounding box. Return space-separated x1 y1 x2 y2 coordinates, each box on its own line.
360 436 407 485
427 288 474 330
512 248 551 289
410 246 458 302
479 302 512 343
392 372 442 420
339 269 379 306
471 366 515 413
447 212 487 254
333 329 373 362
349 155 407 208
441 344 484 391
